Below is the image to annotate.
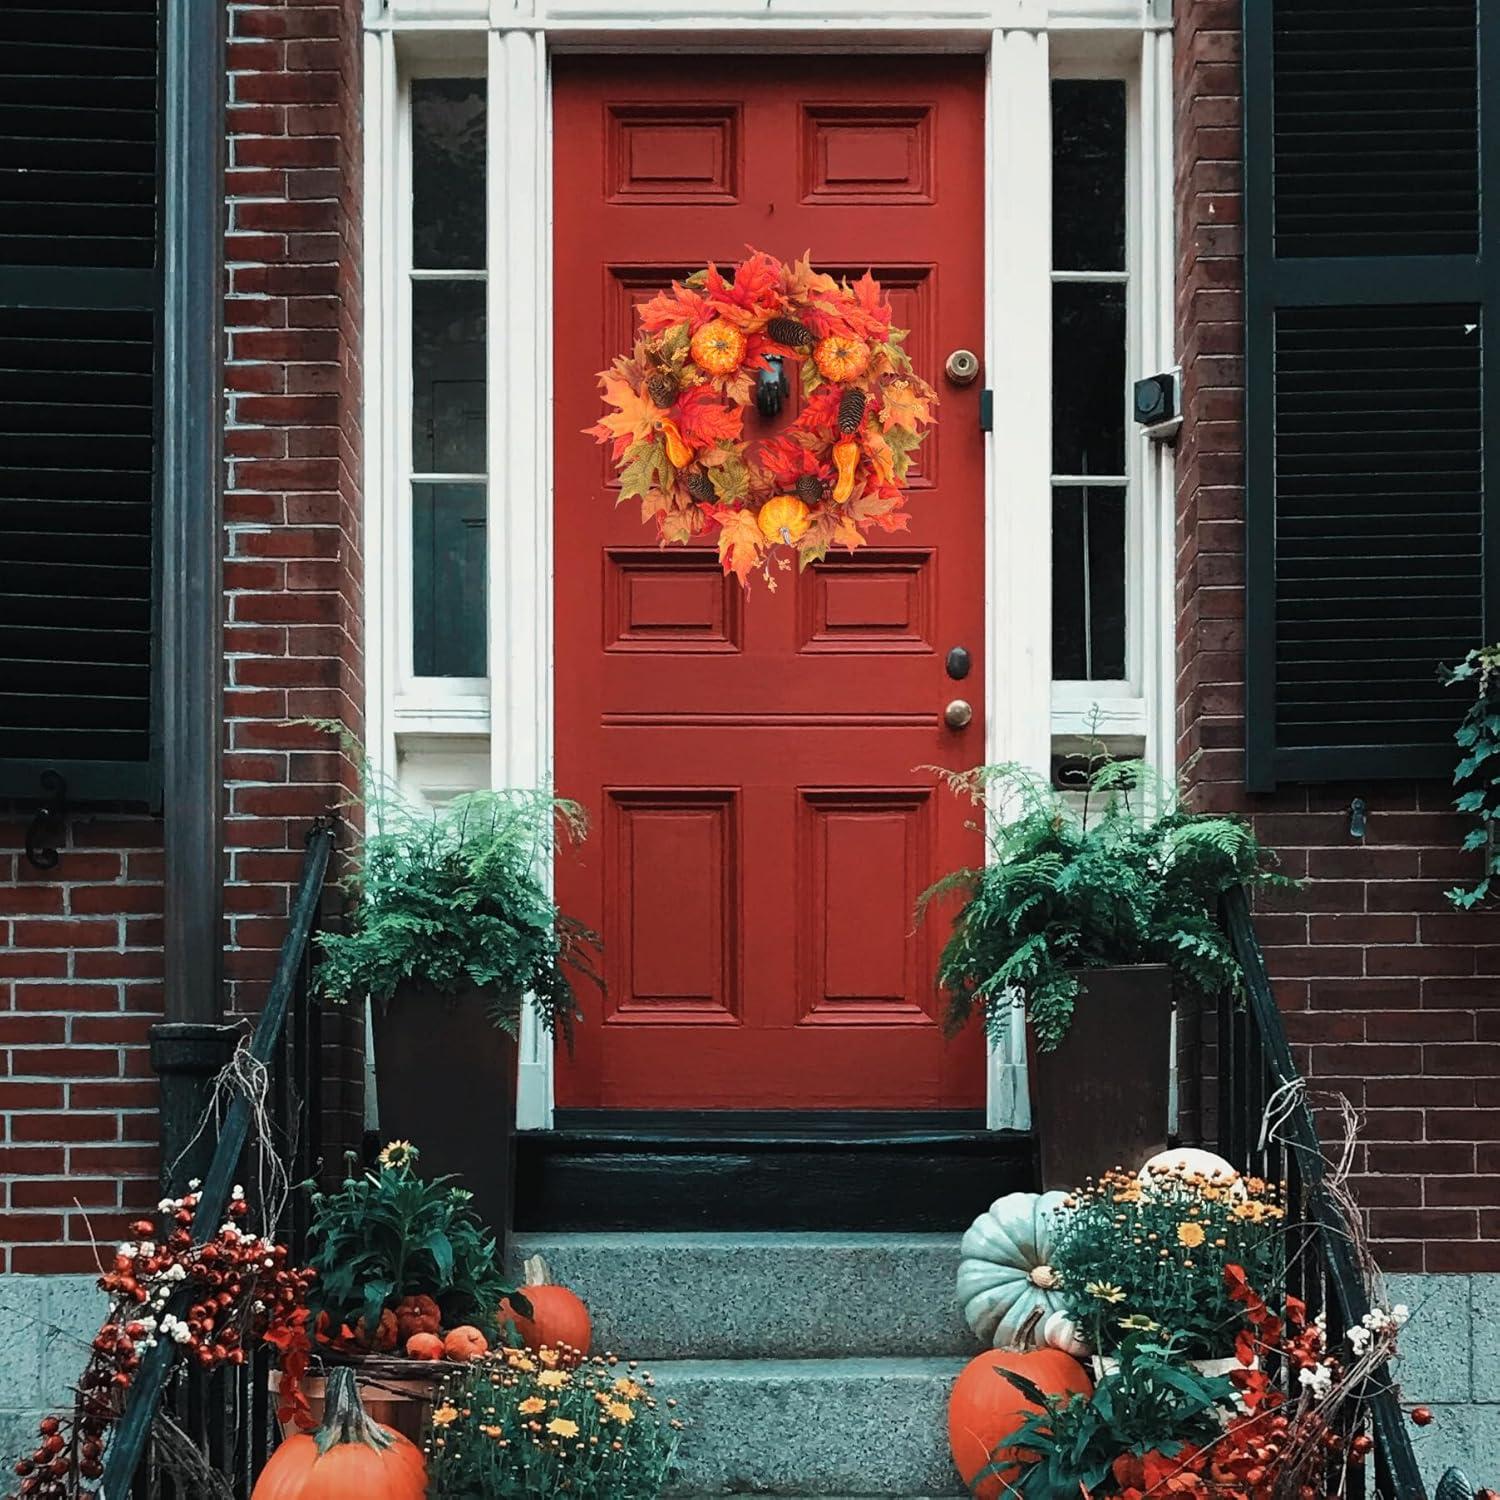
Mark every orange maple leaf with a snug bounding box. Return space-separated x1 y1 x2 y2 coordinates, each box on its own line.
879 380 932 433
638 282 711 333
711 506 765 586
586 371 661 457
674 384 744 447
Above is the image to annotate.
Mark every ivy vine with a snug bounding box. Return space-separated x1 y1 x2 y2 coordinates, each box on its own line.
1443 644 1500 908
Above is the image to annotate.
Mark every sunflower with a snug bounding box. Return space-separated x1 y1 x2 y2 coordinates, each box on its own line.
376 1139 417 1170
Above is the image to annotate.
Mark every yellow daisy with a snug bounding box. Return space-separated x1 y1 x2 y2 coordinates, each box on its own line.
607 1401 636 1423
431 1403 459 1427
1177 1221 1207 1249
519 1397 547 1415
613 1377 645 1399
538 1369 570 1389
1085 1281 1126 1304
548 1418 580 1438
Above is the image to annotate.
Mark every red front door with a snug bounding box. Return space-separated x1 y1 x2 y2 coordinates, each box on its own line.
553 56 987 1110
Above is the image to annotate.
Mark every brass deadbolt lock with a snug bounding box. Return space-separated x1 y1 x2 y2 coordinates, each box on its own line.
945 348 980 385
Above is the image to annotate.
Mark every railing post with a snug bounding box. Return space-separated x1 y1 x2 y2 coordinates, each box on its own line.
148 1022 240 1194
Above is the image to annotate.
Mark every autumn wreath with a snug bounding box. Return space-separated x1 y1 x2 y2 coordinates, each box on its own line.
587 249 937 588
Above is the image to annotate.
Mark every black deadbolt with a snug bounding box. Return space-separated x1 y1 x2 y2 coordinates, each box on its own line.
946 646 971 681
756 355 789 418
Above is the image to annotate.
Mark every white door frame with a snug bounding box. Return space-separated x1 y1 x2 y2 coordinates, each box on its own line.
362 0 1176 1132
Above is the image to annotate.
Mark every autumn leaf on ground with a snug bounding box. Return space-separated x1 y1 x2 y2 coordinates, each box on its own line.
711 506 765 586
587 371 662 456
674 384 744 447
879 379 932 433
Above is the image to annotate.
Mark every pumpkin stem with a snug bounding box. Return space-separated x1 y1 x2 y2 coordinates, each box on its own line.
523 1254 550 1287
315 1366 399 1456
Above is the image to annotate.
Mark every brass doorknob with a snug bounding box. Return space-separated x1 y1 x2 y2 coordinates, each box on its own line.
945 349 980 385
944 698 974 730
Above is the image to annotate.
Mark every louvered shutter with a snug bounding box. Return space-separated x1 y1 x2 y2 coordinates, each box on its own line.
1243 0 1495 787
0 0 161 801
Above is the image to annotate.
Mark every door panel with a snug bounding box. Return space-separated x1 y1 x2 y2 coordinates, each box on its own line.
553 57 987 1110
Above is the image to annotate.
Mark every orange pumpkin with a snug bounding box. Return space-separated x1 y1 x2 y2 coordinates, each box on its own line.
757 494 811 546
659 416 693 469
443 1325 489 1362
393 1294 440 1344
690 318 747 376
252 1366 426 1500
947 1347 1092 1500
814 334 870 383
831 437 860 505
499 1256 592 1366
404 1331 443 1361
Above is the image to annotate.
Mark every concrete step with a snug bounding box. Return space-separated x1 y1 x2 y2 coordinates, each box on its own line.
511 1231 974 1360
653 1356 967 1497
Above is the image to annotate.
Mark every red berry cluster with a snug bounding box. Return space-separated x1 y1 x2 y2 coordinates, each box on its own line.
7 1191 316 1499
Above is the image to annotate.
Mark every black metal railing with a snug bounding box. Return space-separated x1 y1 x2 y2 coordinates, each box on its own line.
104 820 336 1500
1213 885 1426 1500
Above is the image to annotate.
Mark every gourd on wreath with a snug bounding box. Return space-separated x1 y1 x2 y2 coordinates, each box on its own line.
586 248 937 591
251 1366 426 1500
956 1190 1088 1356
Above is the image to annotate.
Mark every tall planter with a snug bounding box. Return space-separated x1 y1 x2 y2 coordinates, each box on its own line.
1027 965 1174 1191
371 984 516 1247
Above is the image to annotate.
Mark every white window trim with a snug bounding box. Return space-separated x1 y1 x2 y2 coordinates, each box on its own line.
363 0 1175 1132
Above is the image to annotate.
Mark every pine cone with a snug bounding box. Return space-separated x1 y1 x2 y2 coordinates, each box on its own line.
684 471 716 504
838 388 867 434
795 473 824 506
645 371 678 409
767 317 815 349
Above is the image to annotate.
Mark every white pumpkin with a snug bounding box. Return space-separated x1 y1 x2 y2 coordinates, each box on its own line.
956 1190 1089 1356
1137 1147 1247 1198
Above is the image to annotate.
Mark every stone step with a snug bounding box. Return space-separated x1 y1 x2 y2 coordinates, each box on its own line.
511 1231 975 1360
652 1357 967 1497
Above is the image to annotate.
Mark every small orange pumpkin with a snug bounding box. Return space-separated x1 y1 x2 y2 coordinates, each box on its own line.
499 1256 592 1366
659 416 693 469
393 1293 440 1344
947 1348 1092 1500
690 318 747 376
831 437 860 505
353 1307 398 1354
404 1331 444 1361
443 1325 489 1362
251 1366 426 1500
814 334 870 383
757 494 811 546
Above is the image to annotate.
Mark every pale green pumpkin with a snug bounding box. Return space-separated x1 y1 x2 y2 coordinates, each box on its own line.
956 1190 1088 1356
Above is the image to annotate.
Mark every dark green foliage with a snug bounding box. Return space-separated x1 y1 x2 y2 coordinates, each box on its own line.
986 1334 1235 1498
921 760 1293 1051
314 775 601 1039
304 1146 514 1340
1443 645 1500 908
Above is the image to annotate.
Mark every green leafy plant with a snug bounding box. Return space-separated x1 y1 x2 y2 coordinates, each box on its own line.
313 760 600 1038
1048 1164 1285 1360
921 759 1293 1050
986 1332 1236 1498
304 1143 514 1341
1442 644 1500 908
423 1347 682 1499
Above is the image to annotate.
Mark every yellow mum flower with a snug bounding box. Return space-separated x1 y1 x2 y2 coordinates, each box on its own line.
479 1424 503 1438
432 1403 459 1427
1177 1221 1207 1249
1085 1281 1126 1304
548 1418 580 1438
538 1369 571 1388
613 1377 645 1399
519 1397 547 1415
607 1401 636 1423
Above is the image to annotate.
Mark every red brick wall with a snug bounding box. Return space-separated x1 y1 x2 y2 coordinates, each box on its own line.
0 0 364 1273
1175 0 1500 1272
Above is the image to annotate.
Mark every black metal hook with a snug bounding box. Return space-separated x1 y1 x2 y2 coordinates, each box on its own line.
24 771 67 871
756 355 789 418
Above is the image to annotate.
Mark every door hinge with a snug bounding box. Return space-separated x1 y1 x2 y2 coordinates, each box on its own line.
979 389 993 433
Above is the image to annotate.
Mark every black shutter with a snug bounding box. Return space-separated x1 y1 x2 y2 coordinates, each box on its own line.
0 0 162 802
1243 0 1499 787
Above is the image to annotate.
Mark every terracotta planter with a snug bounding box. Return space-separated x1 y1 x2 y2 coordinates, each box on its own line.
371 983 518 1246
1027 965 1174 1191
270 1367 442 1444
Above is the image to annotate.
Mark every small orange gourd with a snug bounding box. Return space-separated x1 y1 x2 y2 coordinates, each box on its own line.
814 334 870 383
393 1294 440 1344
659 416 693 469
831 438 860 505
251 1366 426 1500
499 1256 592 1366
757 494 811 546
443 1325 489 1362
690 318 747 376
404 1331 444 1361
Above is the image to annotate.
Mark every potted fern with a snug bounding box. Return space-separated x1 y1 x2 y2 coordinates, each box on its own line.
315 781 600 1235
923 760 1288 1188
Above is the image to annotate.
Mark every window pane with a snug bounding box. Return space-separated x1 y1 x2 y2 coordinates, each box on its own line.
1052 80 1126 272
412 280 486 473
1052 281 1126 474
412 78 486 270
413 482 486 676
1052 486 1126 681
